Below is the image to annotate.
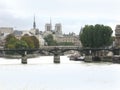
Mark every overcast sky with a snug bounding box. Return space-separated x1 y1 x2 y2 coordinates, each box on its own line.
0 0 120 34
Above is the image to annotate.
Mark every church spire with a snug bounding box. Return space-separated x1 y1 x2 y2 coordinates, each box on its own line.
50 17 52 30
50 17 52 25
33 15 36 29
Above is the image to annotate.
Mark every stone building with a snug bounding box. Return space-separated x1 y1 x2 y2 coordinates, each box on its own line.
0 27 14 48
55 23 62 37
43 21 81 46
0 27 14 38
115 25 120 47
45 22 52 31
43 20 54 38
29 16 39 35
13 30 22 40
19 16 45 46
54 33 81 46
0 27 13 34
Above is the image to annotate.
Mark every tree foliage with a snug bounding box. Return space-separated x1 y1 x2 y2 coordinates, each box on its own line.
5 34 18 49
31 36 39 48
5 34 39 49
80 24 113 48
44 34 57 46
21 36 34 48
15 40 28 49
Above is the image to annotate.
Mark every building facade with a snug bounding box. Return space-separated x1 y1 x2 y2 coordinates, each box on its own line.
19 17 45 46
55 23 62 36
54 33 81 46
0 27 14 48
115 25 120 47
13 30 23 40
45 23 52 31
0 27 13 34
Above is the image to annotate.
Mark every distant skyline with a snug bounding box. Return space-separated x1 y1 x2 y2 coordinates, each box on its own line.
0 0 120 34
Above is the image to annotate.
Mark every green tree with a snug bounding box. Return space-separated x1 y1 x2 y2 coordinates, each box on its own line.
21 36 34 48
5 34 18 49
21 36 39 48
44 34 57 46
15 40 28 49
31 36 39 48
5 34 40 49
80 24 113 48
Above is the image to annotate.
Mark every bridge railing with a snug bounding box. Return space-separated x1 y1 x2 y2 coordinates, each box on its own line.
0 46 117 51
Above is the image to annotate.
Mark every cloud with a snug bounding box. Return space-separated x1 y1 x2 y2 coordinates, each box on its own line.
0 0 119 34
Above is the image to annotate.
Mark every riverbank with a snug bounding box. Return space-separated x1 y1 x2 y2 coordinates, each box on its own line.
4 54 40 59
69 54 120 64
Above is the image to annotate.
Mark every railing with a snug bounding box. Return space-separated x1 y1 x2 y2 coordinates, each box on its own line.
0 46 119 52
0 46 81 51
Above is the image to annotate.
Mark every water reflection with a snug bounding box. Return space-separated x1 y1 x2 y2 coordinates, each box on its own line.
0 56 120 90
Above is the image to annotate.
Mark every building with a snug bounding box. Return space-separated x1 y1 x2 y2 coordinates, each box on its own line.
43 22 81 46
35 34 45 46
55 23 62 36
45 19 52 31
43 30 54 38
115 25 120 47
45 23 52 31
13 30 23 40
54 33 81 46
20 16 45 46
0 27 13 37
30 16 39 35
0 33 5 48
43 20 54 38
0 27 14 48
21 30 31 36
0 27 13 34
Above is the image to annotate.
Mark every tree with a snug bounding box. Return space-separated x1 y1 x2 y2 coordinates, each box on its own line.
21 36 34 48
21 35 40 48
15 40 28 49
5 34 40 54
5 34 18 49
44 34 57 46
80 24 113 48
31 36 39 48
5 34 40 49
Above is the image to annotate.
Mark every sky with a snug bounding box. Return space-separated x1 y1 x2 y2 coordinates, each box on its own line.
0 0 120 35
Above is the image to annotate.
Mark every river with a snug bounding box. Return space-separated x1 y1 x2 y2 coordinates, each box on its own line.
0 56 120 90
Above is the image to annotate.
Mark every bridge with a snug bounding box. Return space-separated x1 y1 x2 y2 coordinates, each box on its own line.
0 46 83 64
0 46 120 64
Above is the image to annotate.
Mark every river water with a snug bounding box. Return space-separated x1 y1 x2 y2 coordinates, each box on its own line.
0 56 120 90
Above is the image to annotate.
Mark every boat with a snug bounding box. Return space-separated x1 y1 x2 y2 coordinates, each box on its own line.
69 54 85 61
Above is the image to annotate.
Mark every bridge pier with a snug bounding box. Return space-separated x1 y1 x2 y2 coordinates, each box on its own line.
84 55 92 62
22 55 27 64
54 54 60 64
21 51 27 64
